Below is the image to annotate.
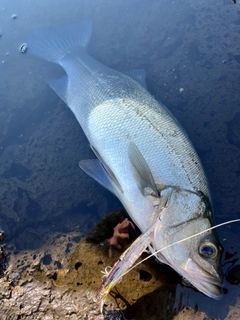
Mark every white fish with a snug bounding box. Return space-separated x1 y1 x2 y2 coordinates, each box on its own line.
27 20 222 300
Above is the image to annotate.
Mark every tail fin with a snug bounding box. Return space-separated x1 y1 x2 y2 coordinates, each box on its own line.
26 19 92 63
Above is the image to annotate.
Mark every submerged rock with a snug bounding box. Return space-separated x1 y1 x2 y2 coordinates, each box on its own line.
227 113 240 149
0 231 7 278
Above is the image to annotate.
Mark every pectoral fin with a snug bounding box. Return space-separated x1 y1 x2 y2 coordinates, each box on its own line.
128 142 158 197
90 145 123 193
79 159 121 196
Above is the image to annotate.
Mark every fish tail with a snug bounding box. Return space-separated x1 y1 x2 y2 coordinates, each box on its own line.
26 19 92 63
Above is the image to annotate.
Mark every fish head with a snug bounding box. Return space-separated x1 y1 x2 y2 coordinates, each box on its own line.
153 187 223 299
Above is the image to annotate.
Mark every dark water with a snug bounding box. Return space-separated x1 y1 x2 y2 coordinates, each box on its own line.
0 0 240 318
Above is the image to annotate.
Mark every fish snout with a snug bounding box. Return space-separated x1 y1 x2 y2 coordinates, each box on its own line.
184 258 223 299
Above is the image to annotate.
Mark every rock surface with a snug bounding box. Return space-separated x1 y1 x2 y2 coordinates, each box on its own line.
0 209 239 319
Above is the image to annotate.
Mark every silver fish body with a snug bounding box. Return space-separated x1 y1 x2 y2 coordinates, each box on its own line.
27 20 222 299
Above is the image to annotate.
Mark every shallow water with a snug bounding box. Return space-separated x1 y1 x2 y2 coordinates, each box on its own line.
0 0 240 318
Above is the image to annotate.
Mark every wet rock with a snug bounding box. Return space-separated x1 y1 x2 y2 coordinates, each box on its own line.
2 162 31 181
1 207 240 319
226 264 240 285
227 113 240 148
0 279 103 320
0 231 6 243
0 282 11 299
0 245 7 277
225 298 240 320
0 231 7 277
0 209 178 319
103 309 126 320
173 306 213 320
0 99 111 240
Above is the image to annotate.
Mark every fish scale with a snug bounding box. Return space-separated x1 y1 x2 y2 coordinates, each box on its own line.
27 20 222 300
62 54 207 194
88 96 207 191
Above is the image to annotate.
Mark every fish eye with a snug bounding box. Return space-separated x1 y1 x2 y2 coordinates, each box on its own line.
199 242 218 259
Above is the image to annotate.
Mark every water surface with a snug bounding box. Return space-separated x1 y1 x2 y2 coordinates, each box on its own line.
0 0 240 318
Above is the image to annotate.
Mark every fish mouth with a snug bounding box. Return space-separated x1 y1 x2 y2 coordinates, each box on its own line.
184 258 222 300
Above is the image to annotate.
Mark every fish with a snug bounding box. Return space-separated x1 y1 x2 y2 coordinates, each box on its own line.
26 20 222 301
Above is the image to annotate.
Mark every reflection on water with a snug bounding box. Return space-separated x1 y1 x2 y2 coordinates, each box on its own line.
0 0 240 318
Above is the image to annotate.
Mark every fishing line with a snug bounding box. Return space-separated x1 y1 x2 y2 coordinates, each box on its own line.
121 218 240 278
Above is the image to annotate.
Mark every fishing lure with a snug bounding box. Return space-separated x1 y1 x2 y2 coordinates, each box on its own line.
97 218 240 311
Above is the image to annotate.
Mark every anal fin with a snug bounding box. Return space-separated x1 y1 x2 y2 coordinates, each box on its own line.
46 75 68 105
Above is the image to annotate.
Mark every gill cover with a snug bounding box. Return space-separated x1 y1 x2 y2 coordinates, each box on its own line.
153 187 222 299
